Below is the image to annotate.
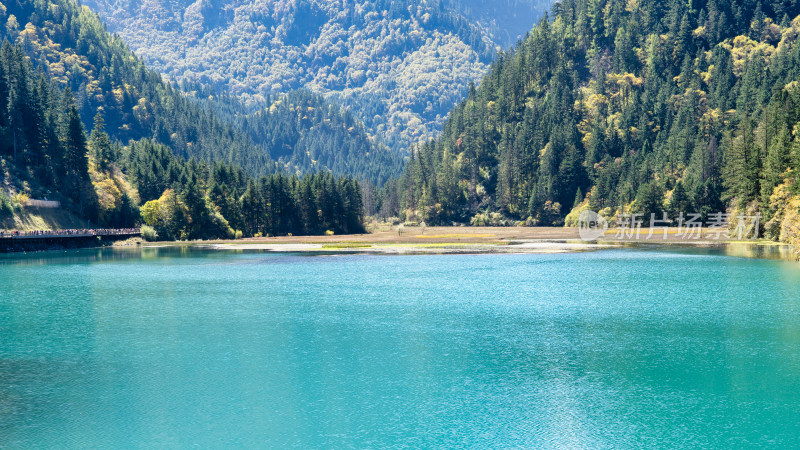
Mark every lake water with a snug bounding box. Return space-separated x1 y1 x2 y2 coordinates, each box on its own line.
1 247 799 447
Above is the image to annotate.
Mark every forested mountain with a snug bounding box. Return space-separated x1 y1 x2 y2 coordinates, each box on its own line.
0 0 366 238
0 41 104 221
184 87 404 184
81 0 507 150
1 0 277 174
0 40 364 237
448 0 553 47
2 0 402 185
241 91 403 184
398 0 800 247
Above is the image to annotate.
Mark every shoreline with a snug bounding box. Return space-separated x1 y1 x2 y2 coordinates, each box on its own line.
2 226 793 260
192 240 794 260
148 226 797 260
193 240 614 255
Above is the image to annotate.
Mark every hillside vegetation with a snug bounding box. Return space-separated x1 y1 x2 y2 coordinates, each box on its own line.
0 0 367 238
450 0 554 47
233 90 404 184
2 0 401 184
397 0 800 249
2 0 276 173
81 0 504 150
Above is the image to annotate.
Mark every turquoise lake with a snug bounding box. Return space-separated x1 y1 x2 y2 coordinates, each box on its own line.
1 247 800 447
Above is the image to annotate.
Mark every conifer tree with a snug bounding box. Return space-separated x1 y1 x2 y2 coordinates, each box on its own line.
90 112 113 171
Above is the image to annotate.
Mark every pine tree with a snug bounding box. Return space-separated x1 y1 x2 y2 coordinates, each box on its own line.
635 181 665 219
667 181 692 219
573 187 584 210
722 123 759 207
90 112 113 171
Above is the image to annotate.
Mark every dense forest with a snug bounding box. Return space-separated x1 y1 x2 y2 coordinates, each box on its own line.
126 140 365 239
178 85 404 184
0 0 366 239
397 0 800 247
2 0 398 183
81 0 504 150
450 0 554 47
0 41 104 221
1 0 276 173
232 90 403 185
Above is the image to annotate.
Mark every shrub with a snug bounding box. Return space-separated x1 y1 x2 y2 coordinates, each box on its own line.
0 192 12 218
208 210 235 240
564 200 591 228
140 225 159 242
470 212 513 227
12 192 29 208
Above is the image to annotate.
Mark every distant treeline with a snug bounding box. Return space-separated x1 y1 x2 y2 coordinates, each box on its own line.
127 139 364 240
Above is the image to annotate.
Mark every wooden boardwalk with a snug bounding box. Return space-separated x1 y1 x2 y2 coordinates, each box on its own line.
0 229 140 240
0 229 140 252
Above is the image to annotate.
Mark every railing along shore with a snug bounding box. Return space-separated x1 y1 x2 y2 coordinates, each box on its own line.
0 228 141 239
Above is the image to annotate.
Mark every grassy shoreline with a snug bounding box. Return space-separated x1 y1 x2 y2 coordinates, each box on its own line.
141 226 798 260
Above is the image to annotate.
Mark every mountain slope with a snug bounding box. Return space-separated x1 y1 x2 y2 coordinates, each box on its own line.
81 0 504 149
2 0 400 184
182 85 404 184
0 0 368 238
236 91 404 184
447 0 553 47
398 0 800 244
0 36 365 238
2 0 275 174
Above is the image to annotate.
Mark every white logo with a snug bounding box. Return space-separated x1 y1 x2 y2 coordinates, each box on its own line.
578 210 608 241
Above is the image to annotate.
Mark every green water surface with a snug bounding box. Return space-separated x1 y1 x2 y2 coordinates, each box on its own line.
1 247 799 447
